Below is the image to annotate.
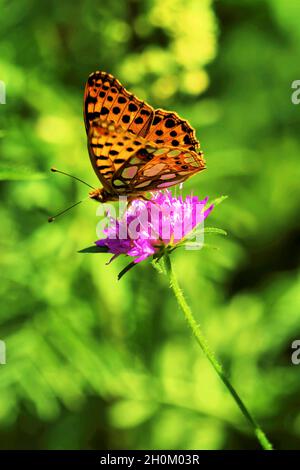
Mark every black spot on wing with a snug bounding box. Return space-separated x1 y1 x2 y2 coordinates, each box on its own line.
100 107 109 115
165 118 175 128
128 103 138 112
90 143 104 148
122 115 130 123
184 135 191 145
87 112 100 120
86 95 97 105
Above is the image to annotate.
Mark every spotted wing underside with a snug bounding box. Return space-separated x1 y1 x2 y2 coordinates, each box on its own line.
88 119 205 195
146 109 200 151
85 71 204 196
84 71 154 137
84 72 200 150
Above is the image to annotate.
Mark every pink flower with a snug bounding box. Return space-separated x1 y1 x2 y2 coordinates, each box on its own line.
96 191 213 265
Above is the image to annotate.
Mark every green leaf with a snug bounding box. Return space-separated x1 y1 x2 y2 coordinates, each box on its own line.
180 226 227 246
118 261 137 280
202 227 227 236
209 195 228 206
78 245 109 254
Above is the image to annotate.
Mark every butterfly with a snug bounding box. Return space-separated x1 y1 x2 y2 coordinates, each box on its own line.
84 71 206 203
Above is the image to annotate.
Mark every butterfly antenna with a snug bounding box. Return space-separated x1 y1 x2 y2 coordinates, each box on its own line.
51 167 95 189
48 197 90 223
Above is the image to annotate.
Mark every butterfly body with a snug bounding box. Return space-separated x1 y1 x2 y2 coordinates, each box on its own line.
88 187 145 204
84 72 205 202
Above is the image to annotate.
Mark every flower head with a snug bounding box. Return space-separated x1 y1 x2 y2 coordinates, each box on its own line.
96 191 213 265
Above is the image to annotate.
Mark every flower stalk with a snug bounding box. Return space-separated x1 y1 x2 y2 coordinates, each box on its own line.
163 253 273 451
81 188 272 449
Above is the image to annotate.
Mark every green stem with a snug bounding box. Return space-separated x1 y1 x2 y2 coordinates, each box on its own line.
163 254 273 451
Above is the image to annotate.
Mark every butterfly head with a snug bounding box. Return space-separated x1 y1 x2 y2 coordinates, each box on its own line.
89 187 118 203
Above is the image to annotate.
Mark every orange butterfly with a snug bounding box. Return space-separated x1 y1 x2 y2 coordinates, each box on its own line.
84 71 205 203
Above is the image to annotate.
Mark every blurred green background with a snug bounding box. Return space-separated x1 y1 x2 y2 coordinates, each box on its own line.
1 0 300 450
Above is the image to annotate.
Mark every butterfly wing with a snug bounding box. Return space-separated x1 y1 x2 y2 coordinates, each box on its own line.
88 119 205 195
84 71 154 137
119 146 205 192
85 73 199 150
87 119 123 192
146 109 200 151
85 72 204 197
110 137 205 193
